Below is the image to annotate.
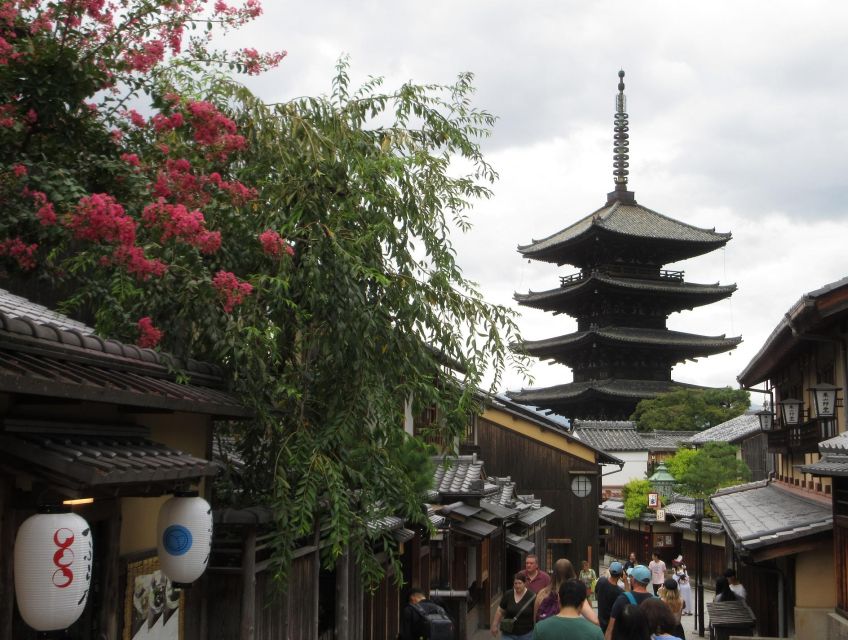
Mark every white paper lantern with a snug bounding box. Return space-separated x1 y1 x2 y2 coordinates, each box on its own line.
14 509 93 632
157 493 212 585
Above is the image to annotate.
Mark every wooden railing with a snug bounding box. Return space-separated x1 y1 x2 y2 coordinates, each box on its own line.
559 265 685 287
767 419 838 454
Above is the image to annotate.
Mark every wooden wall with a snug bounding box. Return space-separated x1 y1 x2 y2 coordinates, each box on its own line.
741 433 771 481
475 417 601 571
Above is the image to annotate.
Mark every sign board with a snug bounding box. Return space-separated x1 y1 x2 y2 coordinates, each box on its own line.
647 492 659 508
656 509 666 522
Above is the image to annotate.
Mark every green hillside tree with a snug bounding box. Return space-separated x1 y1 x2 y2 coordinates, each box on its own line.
631 388 750 432
668 442 751 497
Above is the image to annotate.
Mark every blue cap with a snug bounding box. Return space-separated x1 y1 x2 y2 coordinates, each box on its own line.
631 565 651 584
609 561 624 575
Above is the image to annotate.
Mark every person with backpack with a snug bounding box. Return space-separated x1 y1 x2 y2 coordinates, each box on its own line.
604 566 655 640
491 572 536 639
400 587 454 640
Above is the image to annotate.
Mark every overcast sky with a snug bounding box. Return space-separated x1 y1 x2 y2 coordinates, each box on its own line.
227 1 848 399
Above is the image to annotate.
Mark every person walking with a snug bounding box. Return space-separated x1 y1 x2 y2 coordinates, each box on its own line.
400 587 449 640
491 573 536 639
604 566 655 640
648 551 666 596
623 552 638 573
533 579 603 640
640 598 684 640
658 578 686 639
713 576 737 603
520 554 551 596
534 558 599 625
724 568 746 600
671 556 692 616
595 561 626 633
580 559 598 602
610 604 650 640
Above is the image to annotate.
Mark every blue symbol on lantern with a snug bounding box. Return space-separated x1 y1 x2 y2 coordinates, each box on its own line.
162 525 193 556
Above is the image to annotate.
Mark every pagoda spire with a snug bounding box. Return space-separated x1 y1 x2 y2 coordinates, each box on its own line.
608 69 636 205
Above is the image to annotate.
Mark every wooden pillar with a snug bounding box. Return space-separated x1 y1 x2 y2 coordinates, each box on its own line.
99 501 122 639
240 525 257 640
0 477 14 640
335 550 350 640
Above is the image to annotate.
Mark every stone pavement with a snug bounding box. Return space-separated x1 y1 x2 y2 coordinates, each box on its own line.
468 561 715 640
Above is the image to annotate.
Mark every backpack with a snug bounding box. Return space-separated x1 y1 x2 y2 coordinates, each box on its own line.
413 602 454 640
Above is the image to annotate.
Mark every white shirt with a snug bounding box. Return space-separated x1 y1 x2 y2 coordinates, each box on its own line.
730 583 747 599
649 560 666 585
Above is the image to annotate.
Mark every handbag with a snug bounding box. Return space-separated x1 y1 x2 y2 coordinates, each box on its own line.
500 591 533 634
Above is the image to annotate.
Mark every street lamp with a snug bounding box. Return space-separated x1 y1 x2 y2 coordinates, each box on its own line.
778 397 803 426
694 498 705 638
756 406 775 432
810 383 840 418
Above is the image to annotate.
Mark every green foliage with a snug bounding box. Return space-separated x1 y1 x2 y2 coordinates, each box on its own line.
672 442 751 497
622 479 654 520
666 448 698 482
630 387 750 432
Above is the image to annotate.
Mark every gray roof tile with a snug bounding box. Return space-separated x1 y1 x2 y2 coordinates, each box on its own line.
509 379 702 404
689 413 762 445
574 422 644 451
0 288 93 333
640 431 699 451
799 454 848 477
710 481 832 553
523 328 740 354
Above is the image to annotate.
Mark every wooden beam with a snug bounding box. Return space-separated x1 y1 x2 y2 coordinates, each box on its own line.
335 550 350 640
239 525 256 640
0 478 14 640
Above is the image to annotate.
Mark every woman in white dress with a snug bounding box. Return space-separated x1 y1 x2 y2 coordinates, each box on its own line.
673 555 693 615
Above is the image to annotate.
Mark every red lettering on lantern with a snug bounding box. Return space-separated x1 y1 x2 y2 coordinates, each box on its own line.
52 528 75 588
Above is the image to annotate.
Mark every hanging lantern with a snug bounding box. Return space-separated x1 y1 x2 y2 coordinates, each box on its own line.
157 492 212 586
810 383 840 418
14 506 92 632
778 397 803 426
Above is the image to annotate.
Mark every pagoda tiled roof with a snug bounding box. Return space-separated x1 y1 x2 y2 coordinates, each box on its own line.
518 200 731 264
521 327 741 359
515 274 736 312
508 378 701 404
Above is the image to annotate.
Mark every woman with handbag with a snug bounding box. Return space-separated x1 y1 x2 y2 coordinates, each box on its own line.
491 572 536 639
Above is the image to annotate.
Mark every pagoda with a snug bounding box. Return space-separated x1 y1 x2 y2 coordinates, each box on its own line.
507 71 741 420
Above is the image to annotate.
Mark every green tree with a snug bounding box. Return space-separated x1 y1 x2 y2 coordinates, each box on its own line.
630 387 750 432
622 479 654 520
672 442 750 497
666 448 698 481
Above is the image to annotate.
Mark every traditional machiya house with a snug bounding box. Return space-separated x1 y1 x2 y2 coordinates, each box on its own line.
0 289 250 639
507 70 740 421
426 454 554 638
688 412 773 481
573 420 696 498
723 276 848 639
471 395 622 573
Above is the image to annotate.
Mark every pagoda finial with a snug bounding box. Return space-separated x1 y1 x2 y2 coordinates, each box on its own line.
608 69 635 204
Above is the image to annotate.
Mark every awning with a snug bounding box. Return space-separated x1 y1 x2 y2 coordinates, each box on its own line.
519 505 554 526
479 500 519 520
451 517 498 539
441 502 483 518
505 533 535 553
0 422 216 494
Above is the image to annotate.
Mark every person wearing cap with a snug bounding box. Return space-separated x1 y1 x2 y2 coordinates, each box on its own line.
604 565 655 640
595 561 625 633
658 578 686 639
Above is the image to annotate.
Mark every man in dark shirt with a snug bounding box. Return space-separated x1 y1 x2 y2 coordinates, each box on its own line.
604 565 655 640
595 561 625 633
400 587 442 640
623 551 638 573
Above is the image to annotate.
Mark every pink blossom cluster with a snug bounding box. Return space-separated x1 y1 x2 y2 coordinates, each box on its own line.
205 172 257 205
236 47 287 76
136 316 163 348
142 199 221 254
259 229 294 258
22 187 57 226
213 0 262 25
0 236 37 269
185 100 246 158
212 270 252 313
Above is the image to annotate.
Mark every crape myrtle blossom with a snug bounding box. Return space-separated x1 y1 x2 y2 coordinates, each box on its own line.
259 229 294 257
212 270 253 313
136 316 163 348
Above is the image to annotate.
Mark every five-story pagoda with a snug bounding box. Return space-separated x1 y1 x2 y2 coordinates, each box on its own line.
507 71 741 420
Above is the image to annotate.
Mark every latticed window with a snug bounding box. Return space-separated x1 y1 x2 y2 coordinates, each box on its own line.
571 475 592 498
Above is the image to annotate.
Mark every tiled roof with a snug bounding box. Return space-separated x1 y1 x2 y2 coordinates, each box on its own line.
710 480 832 554
0 288 94 333
573 422 645 451
664 500 696 518
818 431 848 454
670 517 724 535
432 454 498 497
689 413 762 445
515 274 735 309
518 201 731 259
522 327 740 359
0 421 216 492
799 454 848 477
0 305 248 417
640 431 699 452
509 378 701 404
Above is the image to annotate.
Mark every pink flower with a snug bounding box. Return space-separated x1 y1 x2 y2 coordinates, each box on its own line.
67 193 136 246
11 163 27 177
136 316 163 348
36 202 57 226
212 270 253 313
120 153 140 167
0 237 37 270
259 229 293 257
112 245 168 281
127 109 147 128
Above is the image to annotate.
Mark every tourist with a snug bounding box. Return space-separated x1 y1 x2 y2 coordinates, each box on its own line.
672 555 692 615
724 568 746 600
604 566 655 640
533 579 604 639
595 561 626 633
610 604 650 640
521 554 551 596
648 551 667 595
534 559 599 625
492 572 536 639
713 576 737 602
623 552 638 573
580 559 598 602
400 587 448 640
640 598 683 640
658 578 685 639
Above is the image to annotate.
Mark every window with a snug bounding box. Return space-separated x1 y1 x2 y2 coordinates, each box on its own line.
571 475 592 498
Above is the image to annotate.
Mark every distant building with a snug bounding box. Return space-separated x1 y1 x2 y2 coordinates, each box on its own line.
688 412 772 481
507 70 739 420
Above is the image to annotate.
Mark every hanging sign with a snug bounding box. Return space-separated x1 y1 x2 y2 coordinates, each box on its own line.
647 492 659 508
656 509 666 522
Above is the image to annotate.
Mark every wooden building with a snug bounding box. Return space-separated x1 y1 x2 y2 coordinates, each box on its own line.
507 71 739 420
689 412 773 481
0 288 249 639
